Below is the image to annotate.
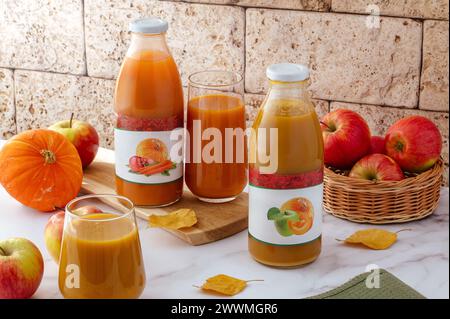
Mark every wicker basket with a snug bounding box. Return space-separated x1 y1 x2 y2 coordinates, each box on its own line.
323 158 444 224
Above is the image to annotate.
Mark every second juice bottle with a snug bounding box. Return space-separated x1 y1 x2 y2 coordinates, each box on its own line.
114 18 184 207
248 63 324 267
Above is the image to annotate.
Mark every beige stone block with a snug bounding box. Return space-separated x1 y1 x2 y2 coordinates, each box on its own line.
420 21 449 112
0 68 16 139
332 0 449 20
0 0 85 74
167 0 331 11
14 71 115 148
245 93 329 127
84 0 245 85
244 93 264 125
246 9 422 108
330 102 449 165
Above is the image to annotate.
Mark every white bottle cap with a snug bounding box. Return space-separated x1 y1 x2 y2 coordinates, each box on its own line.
266 63 310 82
129 17 168 34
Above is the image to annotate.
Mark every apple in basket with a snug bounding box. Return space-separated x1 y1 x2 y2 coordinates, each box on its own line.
320 109 371 169
349 153 404 182
385 116 442 173
369 136 386 154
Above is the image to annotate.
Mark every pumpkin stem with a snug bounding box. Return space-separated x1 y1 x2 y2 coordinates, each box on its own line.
69 112 74 128
40 149 56 164
0 247 6 256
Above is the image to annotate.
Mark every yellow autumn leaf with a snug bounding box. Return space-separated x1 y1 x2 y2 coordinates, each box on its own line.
148 208 197 230
199 274 262 296
343 229 400 250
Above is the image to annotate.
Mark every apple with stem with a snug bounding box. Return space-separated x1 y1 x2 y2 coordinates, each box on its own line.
349 154 404 182
385 116 442 173
321 109 371 169
49 113 99 169
0 238 44 299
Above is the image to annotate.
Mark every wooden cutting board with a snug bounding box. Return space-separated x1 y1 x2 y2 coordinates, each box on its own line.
81 148 248 245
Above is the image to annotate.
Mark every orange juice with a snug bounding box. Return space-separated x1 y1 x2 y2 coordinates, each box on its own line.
114 18 183 207
58 213 146 298
185 94 247 201
248 64 323 267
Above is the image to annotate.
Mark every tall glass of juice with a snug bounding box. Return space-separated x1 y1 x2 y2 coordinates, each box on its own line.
186 71 247 203
58 194 146 298
248 63 324 267
114 18 184 207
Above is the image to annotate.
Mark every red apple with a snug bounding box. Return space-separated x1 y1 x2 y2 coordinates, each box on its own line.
0 238 44 299
72 205 103 216
49 115 99 169
44 211 65 263
349 154 404 181
369 136 386 154
385 116 442 173
321 109 371 169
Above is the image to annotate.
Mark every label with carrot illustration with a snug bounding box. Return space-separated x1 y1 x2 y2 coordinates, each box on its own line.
114 129 183 184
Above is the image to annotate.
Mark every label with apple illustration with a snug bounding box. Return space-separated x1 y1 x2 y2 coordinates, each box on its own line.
248 183 322 245
114 128 183 184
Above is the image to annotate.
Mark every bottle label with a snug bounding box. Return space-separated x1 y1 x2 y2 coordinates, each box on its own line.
249 169 322 246
114 128 183 185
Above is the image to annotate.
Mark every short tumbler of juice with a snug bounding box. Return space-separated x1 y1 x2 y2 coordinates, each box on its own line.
185 71 247 203
58 194 146 299
248 63 324 268
114 18 184 207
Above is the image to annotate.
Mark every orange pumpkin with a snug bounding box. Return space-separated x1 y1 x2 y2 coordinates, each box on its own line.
0 129 83 212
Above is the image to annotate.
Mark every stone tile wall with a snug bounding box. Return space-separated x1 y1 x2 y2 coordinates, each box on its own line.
0 0 448 183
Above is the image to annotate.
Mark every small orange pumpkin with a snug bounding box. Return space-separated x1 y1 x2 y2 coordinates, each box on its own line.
0 129 83 212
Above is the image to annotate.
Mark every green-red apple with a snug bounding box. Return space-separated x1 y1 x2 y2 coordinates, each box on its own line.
0 238 44 299
349 154 404 182
44 211 65 263
49 116 99 169
44 206 103 263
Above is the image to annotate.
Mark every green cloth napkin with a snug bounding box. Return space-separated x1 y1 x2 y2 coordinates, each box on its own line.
308 269 426 299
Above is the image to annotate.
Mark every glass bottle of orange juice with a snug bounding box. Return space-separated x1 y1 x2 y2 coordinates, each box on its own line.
248 63 324 268
114 18 184 207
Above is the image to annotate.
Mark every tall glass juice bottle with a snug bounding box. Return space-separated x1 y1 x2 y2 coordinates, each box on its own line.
248 63 324 267
114 18 184 207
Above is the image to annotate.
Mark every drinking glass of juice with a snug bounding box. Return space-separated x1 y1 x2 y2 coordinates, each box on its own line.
58 194 146 299
248 63 324 268
114 18 184 207
186 71 247 203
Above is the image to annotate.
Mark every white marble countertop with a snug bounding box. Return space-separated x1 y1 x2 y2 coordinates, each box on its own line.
1 136 448 299
0 184 448 299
